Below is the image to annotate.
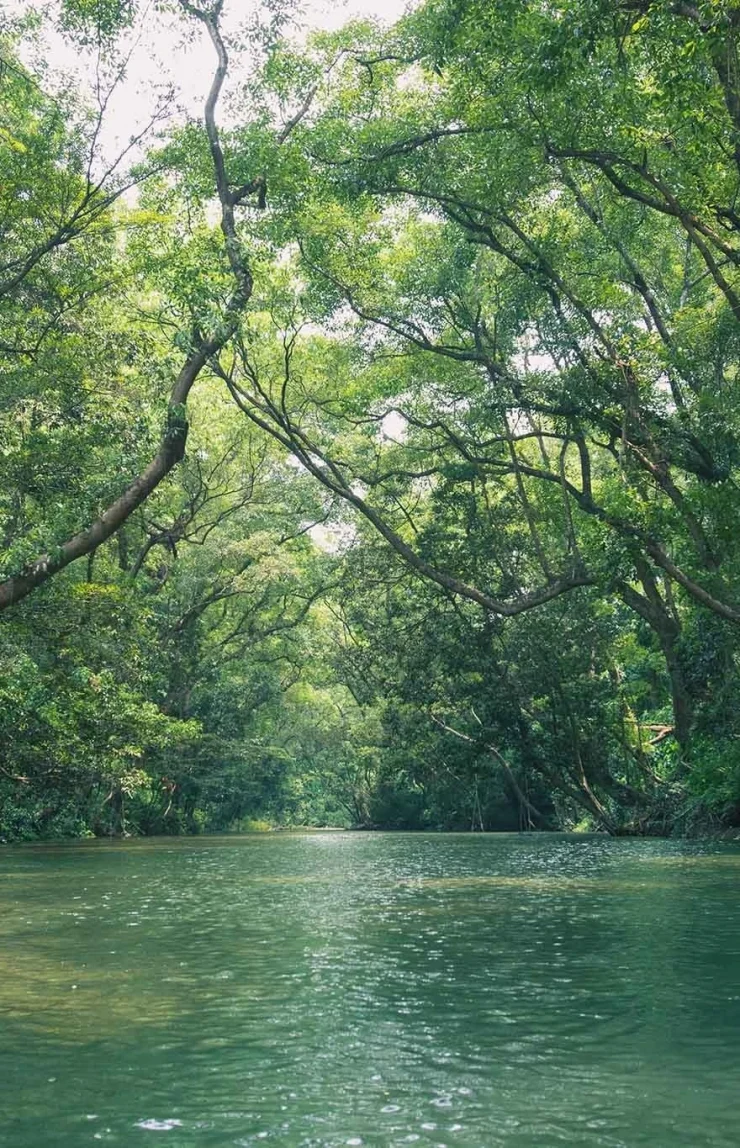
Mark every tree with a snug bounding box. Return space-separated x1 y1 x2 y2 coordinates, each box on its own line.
4 0 740 838
199 0 740 756
0 0 263 611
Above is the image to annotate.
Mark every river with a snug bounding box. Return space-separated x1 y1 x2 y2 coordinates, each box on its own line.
0 832 738 1146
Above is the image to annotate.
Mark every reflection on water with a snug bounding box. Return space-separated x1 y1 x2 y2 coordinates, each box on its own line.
1 833 739 1147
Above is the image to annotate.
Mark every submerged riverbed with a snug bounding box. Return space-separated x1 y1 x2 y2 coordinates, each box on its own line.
0 832 738 1147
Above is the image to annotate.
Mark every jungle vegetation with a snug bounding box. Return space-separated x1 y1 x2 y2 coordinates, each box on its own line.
2 0 740 839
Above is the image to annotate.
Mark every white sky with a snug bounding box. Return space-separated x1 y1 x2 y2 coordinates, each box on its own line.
18 0 411 165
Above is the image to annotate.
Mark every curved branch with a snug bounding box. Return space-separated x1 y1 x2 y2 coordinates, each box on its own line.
214 358 593 617
0 2 253 613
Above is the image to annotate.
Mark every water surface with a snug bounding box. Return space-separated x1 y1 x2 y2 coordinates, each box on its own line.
1 832 738 1146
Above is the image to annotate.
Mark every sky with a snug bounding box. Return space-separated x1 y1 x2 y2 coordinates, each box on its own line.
21 0 411 166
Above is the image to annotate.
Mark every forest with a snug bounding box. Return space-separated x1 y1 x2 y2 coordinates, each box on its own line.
2 0 740 841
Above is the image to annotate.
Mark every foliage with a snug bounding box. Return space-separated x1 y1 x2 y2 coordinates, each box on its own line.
3 0 740 840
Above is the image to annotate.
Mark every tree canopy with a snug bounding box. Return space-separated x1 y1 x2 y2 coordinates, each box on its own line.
2 0 740 840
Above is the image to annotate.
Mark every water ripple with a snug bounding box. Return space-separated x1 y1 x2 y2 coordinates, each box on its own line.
0 833 738 1146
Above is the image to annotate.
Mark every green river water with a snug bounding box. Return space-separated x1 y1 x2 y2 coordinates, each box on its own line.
1 832 739 1147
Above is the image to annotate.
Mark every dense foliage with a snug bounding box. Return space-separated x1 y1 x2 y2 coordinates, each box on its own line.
2 0 740 839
